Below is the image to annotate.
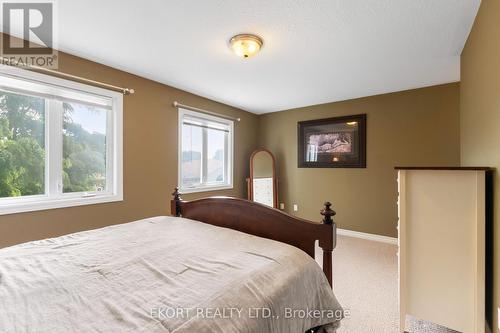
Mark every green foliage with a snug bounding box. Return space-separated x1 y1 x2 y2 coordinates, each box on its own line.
63 114 106 193
1 92 45 142
0 91 106 198
0 148 18 197
0 117 9 138
3 137 45 196
0 92 45 198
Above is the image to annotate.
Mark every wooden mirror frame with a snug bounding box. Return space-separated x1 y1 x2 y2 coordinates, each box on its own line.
246 148 278 209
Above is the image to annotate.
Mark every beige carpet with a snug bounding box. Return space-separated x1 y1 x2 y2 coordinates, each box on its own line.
316 235 399 332
315 235 459 333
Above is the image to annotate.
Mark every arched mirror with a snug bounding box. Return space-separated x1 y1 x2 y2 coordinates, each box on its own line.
247 149 278 208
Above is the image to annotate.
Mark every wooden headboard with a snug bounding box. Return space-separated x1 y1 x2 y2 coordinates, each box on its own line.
170 188 337 286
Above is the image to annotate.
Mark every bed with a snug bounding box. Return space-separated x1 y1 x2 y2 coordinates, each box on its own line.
0 189 343 332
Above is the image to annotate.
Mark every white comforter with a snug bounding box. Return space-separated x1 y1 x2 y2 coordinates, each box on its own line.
0 216 342 333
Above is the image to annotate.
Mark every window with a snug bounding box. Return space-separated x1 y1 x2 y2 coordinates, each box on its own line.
0 67 123 215
178 108 233 193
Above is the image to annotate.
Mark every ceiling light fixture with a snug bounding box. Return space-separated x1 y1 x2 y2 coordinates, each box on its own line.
229 34 263 58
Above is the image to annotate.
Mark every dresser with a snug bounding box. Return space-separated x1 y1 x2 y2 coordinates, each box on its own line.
396 167 492 333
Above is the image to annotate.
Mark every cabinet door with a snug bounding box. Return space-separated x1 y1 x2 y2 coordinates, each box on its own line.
399 170 485 333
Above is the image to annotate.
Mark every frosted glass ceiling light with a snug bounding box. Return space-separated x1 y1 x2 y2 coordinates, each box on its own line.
229 34 263 58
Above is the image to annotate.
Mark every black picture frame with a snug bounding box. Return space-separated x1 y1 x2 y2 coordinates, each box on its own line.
298 114 366 168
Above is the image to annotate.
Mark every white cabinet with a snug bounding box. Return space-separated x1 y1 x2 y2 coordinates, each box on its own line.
397 168 491 333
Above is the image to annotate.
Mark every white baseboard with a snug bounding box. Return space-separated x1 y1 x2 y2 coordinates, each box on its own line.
337 228 398 245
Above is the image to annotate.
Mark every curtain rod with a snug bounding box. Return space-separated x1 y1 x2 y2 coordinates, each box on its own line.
0 57 135 95
173 101 241 122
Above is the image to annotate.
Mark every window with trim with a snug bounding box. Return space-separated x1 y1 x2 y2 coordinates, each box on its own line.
178 108 233 193
0 67 123 215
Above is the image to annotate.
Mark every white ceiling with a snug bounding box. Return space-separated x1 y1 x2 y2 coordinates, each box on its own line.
10 1 483 113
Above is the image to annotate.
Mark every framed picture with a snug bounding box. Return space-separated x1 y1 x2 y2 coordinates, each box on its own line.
298 114 366 168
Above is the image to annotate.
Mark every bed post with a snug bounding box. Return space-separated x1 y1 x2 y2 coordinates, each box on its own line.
320 202 336 288
171 187 182 217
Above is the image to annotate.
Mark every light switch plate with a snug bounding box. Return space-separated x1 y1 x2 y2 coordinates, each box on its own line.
279 203 285 210
497 307 500 330
293 204 298 212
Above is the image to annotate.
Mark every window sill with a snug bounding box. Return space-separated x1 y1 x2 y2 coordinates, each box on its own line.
179 184 233 194
0 194 123 216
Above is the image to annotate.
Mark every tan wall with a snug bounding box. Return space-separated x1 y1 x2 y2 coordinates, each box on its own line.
460 0 500 331
0 51 259 248
258 83 461 238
